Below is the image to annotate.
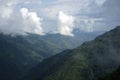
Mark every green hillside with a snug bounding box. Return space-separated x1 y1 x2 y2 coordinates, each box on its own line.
23 26 120 80
100 66 120 80
0 31 97 80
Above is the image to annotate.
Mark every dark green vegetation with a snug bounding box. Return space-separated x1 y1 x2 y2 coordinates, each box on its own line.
0 31 98 80
100 66 120 80
23 26 120 80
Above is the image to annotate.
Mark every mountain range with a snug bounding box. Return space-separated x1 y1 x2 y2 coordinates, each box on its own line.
23 26 120 80
0 29 99 80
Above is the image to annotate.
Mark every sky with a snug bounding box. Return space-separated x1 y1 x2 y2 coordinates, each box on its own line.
0 0 120 36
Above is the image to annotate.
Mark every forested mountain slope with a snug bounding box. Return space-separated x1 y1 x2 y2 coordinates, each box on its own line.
23 26 120 80
0 30 97 80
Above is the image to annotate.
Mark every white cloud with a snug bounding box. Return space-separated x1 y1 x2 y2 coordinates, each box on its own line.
57 11 75 36
1 0 119 36
37 0 108 33
0 7 45 36
0 0 18 18
20 8 45 35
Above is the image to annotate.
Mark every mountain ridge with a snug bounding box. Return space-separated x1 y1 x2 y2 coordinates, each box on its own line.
23 26 120 80
0 30 99 80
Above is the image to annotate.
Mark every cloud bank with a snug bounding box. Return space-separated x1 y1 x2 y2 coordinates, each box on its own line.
0 0 120 36
38 0 108 33
0 7 44 36
0 0 18 18
57 11 75 36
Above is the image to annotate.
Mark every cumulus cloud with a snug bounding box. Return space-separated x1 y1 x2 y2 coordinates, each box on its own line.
38 0 108 33
0 0 119 36
0 0 18 18
57 11 75 36
20 8 45 35
0 7 45 36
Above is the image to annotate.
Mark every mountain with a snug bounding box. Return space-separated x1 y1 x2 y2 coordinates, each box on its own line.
0 34 42 80
23 26 120 80
0 30 98 80
100 66 120 80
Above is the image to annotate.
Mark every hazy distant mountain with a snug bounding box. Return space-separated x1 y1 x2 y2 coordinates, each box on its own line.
23 26 120 80
0 30 99 80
